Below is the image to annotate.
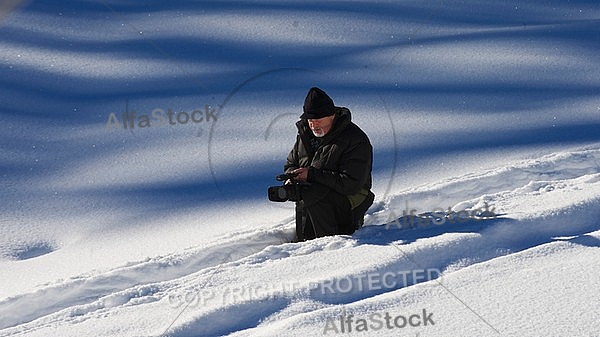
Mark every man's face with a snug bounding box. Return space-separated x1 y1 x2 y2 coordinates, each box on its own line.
307 115 335 137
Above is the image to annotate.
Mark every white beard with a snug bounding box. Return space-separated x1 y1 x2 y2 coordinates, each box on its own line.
311 129 325 137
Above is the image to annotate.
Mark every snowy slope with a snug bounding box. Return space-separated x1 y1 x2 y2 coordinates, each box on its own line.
1 0 600 336
1 147 599 336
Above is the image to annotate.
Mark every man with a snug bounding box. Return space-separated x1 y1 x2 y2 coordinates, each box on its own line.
285 87 374 241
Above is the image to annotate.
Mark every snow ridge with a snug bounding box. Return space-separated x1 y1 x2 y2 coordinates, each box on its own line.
2 146 599 336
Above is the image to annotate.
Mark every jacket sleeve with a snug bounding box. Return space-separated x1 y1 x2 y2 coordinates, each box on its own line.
308 138 372 196
284 135 301 173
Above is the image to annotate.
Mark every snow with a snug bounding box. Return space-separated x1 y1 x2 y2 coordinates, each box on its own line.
1 0 599 336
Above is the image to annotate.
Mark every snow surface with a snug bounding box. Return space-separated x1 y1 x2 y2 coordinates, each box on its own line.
1 0 599 336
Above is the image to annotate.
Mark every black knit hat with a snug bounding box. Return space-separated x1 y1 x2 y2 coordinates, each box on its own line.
300 87 335 119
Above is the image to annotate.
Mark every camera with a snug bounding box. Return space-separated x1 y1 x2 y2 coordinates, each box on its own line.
268 184 302 202
267 172 303 202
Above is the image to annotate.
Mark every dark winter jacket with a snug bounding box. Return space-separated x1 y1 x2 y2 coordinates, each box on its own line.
285 107 373 208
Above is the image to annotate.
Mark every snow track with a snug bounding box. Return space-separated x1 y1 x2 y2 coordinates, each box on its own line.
0 223 295 331
2 1 599 335
2 146 599 336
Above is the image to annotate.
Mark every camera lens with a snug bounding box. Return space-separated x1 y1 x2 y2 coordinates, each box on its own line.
277 187 287 200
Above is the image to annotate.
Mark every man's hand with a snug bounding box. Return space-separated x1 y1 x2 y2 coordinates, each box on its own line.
291 167 309 182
